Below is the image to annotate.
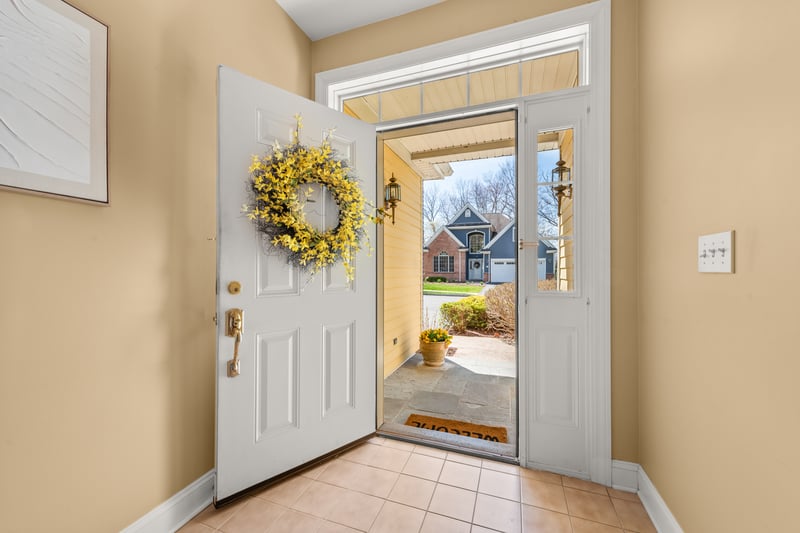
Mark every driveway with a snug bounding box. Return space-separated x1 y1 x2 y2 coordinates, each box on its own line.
423 294 462 326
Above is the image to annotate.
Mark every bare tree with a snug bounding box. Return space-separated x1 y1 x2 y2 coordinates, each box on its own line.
422 184 446 241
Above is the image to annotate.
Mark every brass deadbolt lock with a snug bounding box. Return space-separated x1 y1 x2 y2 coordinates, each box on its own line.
227 281 242 295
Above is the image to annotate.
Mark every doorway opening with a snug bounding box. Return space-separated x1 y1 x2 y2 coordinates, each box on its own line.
318 1 611 481
375 111 519 459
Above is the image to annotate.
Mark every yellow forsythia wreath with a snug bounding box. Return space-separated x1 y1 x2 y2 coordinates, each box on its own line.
244 116 379 280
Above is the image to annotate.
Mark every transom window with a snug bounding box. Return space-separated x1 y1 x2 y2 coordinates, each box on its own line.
469 233 484 253
433 251 454 273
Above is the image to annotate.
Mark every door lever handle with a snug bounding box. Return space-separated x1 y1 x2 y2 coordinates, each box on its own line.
225 308 243 377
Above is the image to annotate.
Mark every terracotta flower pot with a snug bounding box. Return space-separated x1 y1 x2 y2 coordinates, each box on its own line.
419 341 448 367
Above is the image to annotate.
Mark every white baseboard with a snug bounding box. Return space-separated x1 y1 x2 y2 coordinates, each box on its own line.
121 470 215 533
638 466 684 533
611 459 639 493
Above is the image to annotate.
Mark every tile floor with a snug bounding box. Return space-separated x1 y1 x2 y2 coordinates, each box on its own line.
181 437 656 533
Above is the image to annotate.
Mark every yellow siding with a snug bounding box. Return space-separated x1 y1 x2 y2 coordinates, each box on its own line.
558 129 575 291
382 146 423 376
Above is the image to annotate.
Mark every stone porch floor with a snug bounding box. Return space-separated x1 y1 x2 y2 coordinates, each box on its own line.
382 334 517 455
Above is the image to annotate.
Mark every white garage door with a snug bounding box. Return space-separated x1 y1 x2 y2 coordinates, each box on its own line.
491 259 516 283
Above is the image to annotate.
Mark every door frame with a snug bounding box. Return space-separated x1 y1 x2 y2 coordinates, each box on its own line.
316 1 611 484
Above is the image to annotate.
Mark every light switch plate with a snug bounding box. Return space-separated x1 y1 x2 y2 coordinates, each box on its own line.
698 230 734 273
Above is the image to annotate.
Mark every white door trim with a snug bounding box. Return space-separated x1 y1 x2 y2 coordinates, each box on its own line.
316 0 610 485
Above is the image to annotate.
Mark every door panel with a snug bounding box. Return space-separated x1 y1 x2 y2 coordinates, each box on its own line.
216 66 376 501
521 93 589 477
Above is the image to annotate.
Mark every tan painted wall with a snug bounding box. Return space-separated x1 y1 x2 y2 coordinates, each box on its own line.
0 1 309 531
312 0 641 462
382 147 423 376
638 1 800 530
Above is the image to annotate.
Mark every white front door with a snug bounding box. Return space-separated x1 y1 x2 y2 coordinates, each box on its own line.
215 66 377 502
468 257 483 281
520 92 590 478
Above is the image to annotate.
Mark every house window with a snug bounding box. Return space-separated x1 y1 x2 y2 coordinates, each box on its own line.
469 233 484 253
465 209 471 217
434 252 454 273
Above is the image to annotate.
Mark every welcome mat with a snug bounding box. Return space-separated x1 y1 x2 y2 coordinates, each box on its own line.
405 414 508 443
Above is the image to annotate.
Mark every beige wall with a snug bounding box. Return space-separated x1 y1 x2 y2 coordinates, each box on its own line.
0 1 309 531
382 147 424 377
312 0 641 462
638 0 800 530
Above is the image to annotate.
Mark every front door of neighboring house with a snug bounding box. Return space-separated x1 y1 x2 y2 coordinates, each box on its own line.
215 66 377 502
468 257 483 281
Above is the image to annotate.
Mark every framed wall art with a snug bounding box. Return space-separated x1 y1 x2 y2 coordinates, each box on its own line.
0 0 108 203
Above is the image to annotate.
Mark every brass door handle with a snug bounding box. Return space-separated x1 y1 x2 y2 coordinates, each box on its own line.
226 309 243 377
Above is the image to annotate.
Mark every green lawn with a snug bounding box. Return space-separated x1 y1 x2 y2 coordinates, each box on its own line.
423 282 483 294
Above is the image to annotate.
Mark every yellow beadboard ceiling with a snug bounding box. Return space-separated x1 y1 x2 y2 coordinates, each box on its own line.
350 51 578 180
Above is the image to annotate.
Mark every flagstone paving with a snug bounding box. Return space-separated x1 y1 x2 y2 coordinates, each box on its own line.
383 335 517 447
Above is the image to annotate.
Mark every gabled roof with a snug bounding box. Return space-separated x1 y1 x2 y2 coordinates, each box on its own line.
483 220 515 250
483 212 512 233
423 225 466 249
446 203 491 226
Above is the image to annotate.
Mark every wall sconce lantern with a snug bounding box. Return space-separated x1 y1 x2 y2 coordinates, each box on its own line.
384 174 402 225
551 160 572 216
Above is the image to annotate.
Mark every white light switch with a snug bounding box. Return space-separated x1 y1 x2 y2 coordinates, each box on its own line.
698 231 734 273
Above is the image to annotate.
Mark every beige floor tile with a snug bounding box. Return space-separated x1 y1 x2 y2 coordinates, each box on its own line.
520 477 568 513
369 436 387 446
370 501 426 533
265 509 324 532
470 526 496 533
178 522 215 533
327 488 385 531
382 438 417 451
300 461 331 480
402 453 445 481
319 458 364 485
219 498 286 533
477 468 520 501
571 516 626 533
472 493 522 533
420 512 472 533
341 444 379 465
291 481 348 518
193 501 247 530
611 498 657 532
439 461 481 491
607 488 640 502
254 476 312 507
317 522 360 533
446 452 483 467
481 460 520 475
319 459 400 498
519 468 563 485
388 474 436 509
428 484 477 522
364 445 413 472
413 445 449 459
521 504 572 533
562 476 609 495
564 488 621 528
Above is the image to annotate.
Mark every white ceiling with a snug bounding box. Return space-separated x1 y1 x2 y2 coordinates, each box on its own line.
275 0 444 41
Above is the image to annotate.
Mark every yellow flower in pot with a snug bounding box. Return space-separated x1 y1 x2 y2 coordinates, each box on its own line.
418 328 453 367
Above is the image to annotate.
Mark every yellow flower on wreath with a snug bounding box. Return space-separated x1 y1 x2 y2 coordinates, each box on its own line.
244 115 380 281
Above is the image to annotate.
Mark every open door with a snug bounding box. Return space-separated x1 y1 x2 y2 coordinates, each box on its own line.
215 66 377 502
521 92 590 477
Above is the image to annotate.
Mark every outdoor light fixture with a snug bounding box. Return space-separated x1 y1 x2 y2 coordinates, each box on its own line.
384 174 402 225
551 159 572 216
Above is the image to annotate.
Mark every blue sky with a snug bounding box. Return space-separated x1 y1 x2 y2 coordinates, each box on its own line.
424 150 560 194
